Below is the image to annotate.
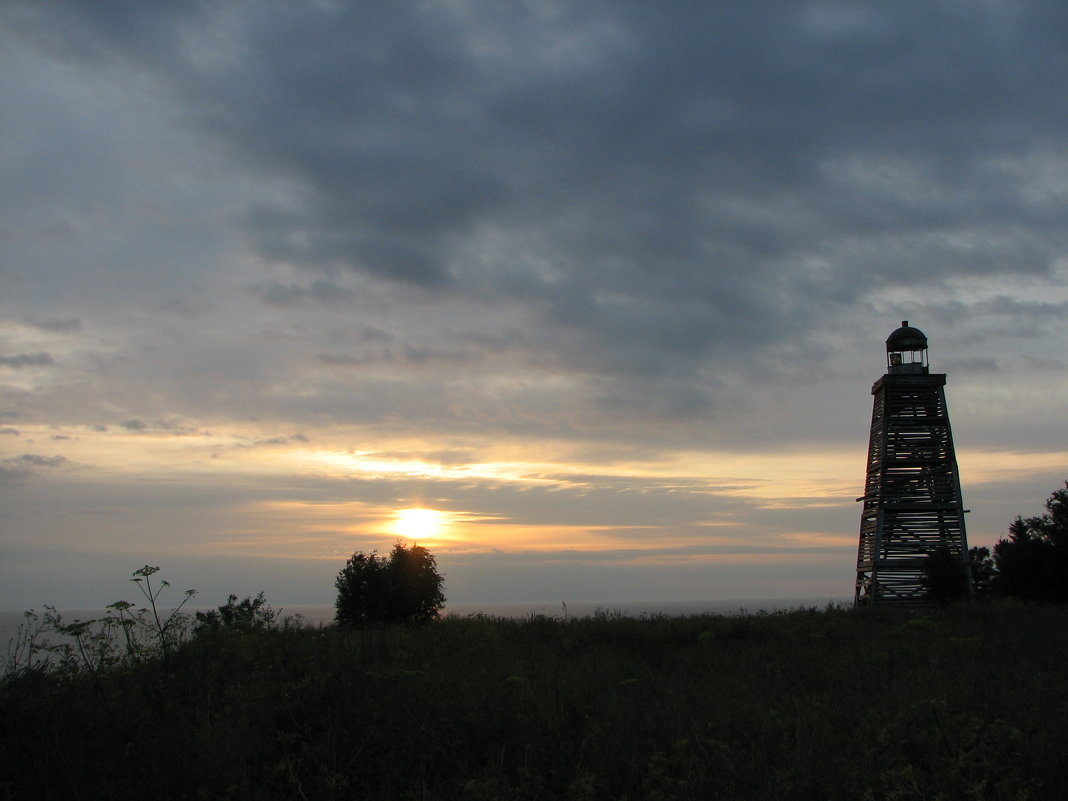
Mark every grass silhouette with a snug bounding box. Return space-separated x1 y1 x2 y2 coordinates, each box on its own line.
2 601 1065 799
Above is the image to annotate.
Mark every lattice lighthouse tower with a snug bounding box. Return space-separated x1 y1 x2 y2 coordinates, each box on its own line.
854 322 970 606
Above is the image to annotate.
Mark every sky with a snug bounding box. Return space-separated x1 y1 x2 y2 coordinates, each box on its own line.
2 1 1067 611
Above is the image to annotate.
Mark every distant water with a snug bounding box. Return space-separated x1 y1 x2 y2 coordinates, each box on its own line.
445 597 850 620
0 596 850 661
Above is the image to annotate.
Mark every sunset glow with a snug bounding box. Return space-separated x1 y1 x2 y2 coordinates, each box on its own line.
392 508 448 542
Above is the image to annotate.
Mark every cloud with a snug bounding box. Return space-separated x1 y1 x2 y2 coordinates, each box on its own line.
318 352 389 367
403 346 474 365
359 327 394 344
6 2 1068 412
0 453 68 483
0 353 54 368
147 8 1068 374
253 433 309 447
17 453 67 467
27 317 81 332
251 280 356 308
0 466 32 483
113 419 204 436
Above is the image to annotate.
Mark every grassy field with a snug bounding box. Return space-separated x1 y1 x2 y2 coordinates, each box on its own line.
1 602 1065 800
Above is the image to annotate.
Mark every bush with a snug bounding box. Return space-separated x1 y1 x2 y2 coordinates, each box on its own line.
195 592 278 633
335 542 445 626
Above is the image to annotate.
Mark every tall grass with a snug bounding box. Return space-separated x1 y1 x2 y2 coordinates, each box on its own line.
1 602 1065 800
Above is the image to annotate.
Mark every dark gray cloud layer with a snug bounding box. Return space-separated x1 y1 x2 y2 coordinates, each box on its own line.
7 1 1067 395
2 1 1067 460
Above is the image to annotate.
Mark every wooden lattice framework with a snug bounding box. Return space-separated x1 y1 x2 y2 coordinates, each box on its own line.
854 323 970 606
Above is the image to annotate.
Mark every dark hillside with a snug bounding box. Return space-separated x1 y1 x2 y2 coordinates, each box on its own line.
2 604 1065 800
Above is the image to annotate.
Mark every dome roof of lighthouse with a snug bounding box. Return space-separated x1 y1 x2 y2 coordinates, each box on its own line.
885 321 927 351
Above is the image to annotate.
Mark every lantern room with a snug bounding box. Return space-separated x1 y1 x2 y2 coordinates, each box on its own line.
886 320 928 375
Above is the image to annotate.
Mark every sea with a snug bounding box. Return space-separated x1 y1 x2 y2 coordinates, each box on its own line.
1 596 850 664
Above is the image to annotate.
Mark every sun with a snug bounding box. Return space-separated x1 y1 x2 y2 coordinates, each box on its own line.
392 508 446 541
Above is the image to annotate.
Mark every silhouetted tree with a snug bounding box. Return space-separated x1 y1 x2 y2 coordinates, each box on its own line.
922 544 971 604
335 542 445 626
992 483 1068 603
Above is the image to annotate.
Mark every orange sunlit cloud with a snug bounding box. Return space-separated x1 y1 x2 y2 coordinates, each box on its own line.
14 421 886 514
957 449 1068 485
611 551 842 567
18 423 1054 572
774 532 858 548
198 494 771 558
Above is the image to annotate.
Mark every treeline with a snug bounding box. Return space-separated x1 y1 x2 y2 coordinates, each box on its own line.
926 482 1068 603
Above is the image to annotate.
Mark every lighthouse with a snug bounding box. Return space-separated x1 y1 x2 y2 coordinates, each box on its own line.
854 322 970 606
